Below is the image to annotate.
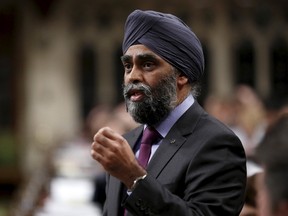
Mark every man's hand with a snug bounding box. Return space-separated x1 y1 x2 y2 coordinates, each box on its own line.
91 127 146 188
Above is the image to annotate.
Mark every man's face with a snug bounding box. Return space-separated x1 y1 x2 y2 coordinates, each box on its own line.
121 45 178 126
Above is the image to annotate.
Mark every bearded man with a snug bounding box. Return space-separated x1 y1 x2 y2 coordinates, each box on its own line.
91 10 246 216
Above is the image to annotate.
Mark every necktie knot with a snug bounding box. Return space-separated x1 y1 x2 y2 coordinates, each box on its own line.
141 127 161 145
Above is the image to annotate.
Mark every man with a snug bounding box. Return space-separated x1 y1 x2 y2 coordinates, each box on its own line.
91 10 246 216
256 115 288 216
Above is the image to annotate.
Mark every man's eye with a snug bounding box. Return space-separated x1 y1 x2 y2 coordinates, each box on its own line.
123 63 132 71
143 62 154 69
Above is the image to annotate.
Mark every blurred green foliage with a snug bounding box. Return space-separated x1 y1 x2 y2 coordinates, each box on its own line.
0 130 17 167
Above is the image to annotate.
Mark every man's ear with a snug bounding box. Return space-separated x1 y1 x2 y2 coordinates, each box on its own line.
177 74 189 86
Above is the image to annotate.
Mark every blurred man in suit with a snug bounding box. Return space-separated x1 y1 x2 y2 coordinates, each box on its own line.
256 115 288 216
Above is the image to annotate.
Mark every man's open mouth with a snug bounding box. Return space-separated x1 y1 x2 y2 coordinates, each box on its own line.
127 89 145 102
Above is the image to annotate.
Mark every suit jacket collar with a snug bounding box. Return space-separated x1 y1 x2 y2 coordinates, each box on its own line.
124 125 144 151
147 101 204 177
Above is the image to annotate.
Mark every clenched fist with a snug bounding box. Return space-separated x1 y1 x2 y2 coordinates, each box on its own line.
91 127 146 189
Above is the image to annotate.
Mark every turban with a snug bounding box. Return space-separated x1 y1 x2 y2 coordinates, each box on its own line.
122 10 205 82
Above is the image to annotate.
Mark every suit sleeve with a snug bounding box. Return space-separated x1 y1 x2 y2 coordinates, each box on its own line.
122 132 247 216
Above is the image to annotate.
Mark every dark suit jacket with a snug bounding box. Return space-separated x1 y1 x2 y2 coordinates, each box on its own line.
103 101 246 216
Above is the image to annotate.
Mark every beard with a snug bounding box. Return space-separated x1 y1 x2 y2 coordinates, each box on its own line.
123 71 178 126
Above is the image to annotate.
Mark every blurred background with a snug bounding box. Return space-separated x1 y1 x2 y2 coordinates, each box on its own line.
0 0 288 215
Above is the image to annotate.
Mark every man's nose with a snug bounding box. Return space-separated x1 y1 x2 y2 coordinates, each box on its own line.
126 66 143 83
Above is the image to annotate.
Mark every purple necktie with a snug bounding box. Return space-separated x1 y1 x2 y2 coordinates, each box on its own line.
124 127 161 216
138 127 161 168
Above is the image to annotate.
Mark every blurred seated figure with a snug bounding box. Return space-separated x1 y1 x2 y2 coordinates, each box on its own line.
256 115 288 216
33 105 112 216
203 94 236 127
53 104 112 179
204 85 267 158
231 85 267 158
105 102 140 135
240 160 263 216
264 94 288 132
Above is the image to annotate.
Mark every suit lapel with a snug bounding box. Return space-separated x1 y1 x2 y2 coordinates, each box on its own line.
124 125 144 150
106 176 122 216
147 128 186 177
147 101 204 178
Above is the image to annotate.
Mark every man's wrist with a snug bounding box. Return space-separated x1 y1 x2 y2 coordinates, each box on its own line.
127 174 147 192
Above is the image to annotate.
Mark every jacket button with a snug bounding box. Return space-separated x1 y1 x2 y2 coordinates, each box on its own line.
136 198 142 207
144 208 150 215
140 204 147 211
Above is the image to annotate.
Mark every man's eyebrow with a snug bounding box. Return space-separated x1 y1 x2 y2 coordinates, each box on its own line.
121 55 131 62
137 53 158 61
121 53 158 62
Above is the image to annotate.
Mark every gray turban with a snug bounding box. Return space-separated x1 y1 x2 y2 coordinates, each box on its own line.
122 10 205 82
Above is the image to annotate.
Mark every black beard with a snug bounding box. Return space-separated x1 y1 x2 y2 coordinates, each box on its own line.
123 73 178 126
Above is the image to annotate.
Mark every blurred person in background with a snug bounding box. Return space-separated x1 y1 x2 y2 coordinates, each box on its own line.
204 85 267 158
204 89 267 216
86 105 113 139
53 104 112 179
32 106 112 216
91 9 246 216
263 94 288 133
240 161 263 216
230 85 267 158
203 94 237 127
256 115 288 216
105 102 140 135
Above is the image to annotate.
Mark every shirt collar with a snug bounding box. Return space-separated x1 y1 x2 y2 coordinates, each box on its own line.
148 94 194 138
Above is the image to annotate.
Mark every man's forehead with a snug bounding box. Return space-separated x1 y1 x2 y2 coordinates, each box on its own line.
125 44 153 55
121 45 161 61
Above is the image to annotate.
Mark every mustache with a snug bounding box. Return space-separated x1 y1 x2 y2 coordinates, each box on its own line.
123 83 152 98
